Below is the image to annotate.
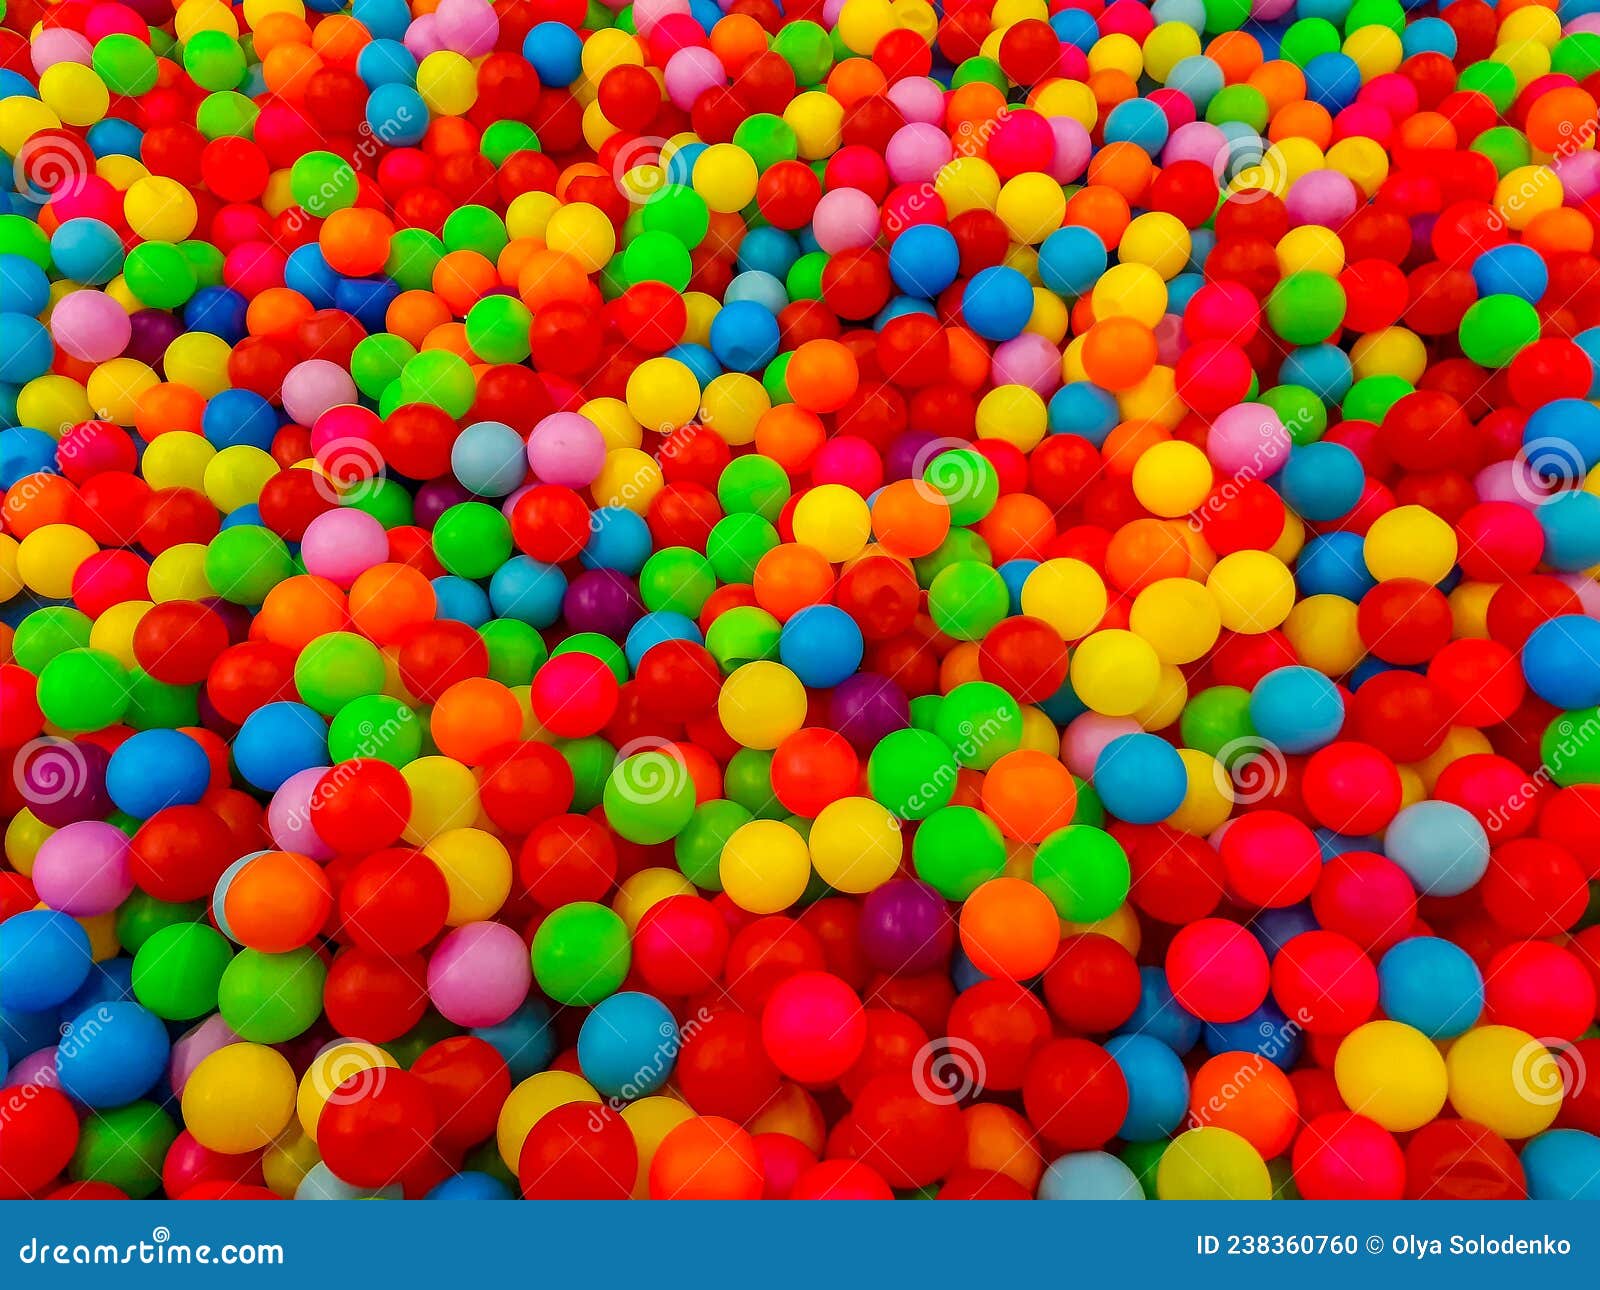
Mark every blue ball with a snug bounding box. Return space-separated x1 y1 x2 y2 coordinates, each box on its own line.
734 227 799 278
0 911 93 1012
523 22 583 85
1038 226 1107 299
1538 490 1600 571
1103 98 1169 153
0 254 50 315
335 278 400 333
997 558 1038 615
1522 1130 1600 1201
365 84 427 146
1377 936 1483 1038
55 1001 170 1108
106 730 210 818
473 1000 557 1082
1048 381 1119 443
1 427 59 488
1401 16 1457 58
1296 532 1377 602
1472 243 1548 303
1118 967 1202 1054
887 224 960 298
3 1003 66 1063
1094 733 1187 824
352 0 410 40
1522 615 1600 709
427 1172 514 1200
1038 1151 1144 1200
489 556 567 627
451 421 527 497
1278 441 1363 522
432 575 492 626
61 960 134 1016
1573 325 1600 398
779 604 864 688
582 507 652 574
577 991 679 1098
724 269 789 314
1050 9 1099 50
1105 1033 1189 1142
1204 1001 1305 1071
1167 54 1224 111
1304 51 1362 110
355 37 418 88
709 300 780 372
0 313 53 384
1279 348 1352 403
1523 397 1600 475
1384 801 1489 896
202 388 276 450
1249 904 1319 960
625 612 702 669
49 218 124 285
962 265 1033 341
234 701 329 792
1249 665 1345 753
185 286 250 345
285 244 339 307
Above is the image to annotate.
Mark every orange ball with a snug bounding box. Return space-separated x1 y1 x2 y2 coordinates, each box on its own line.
1524 206 1594 256
962 1103 1043 1193
1396 112 1456 151
1 472 79 536
135 383 205 440
431 676 523 764
871 479 951 558
221 850 333 953
321 207 393 277
1525 86 1597 154
946 326 993 390
975 493 1055 563
1105 518 1191 593
255 574 348 653
1101 419 1172 478
246 287 314 339
349 563 436 644
754 404 826 475
1248 60 1304 115
786 339 859 413
648 1116 764 1199
709 13 769 76
1187 1051 1300 1159
432 250 497 316
752 543 835 620
1065 185 1131 247
981 750 1078 844
938 640 984 693
1208 30 1264 83
1086 141 1152 203
1081 316 1157 390
1267 100 1332 149
517 250 591 309
959 877 1061 981
826 56 888 108
385 290 452 348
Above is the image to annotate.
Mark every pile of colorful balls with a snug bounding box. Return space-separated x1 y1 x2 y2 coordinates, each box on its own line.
3 0 1600 1202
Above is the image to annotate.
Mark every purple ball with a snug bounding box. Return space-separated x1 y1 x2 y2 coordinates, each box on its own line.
19 738 113 828
859 879 953 973
831 673 909 753
128 309 183 368
885 430 938 483
415 477 473 527
562 569 643 638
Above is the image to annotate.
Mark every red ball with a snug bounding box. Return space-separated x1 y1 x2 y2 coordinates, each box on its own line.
477 742 575 834
337 847 450 954
132 600 229 685
1482 940 1597 1041
1165 918 1269 1022
944 978 1052 1091
317 1070 438 1187
1310 850 1417 952
675 1010 782 1121
1301 741 1401 835
519 1104 637 1200
323 948 429 1042
409 1036 511 1154
1218 809 1321 909
789 1158 893 1200
1294 1112 1404 1199
1270 931 1378 1036
1404 1118 1526 1199
851 1071 965 1186
309 759 411 855
0 1085 80 1199
1041 934 1141 1034
634 894 729 996
760 971 866 1084
1021 1039 1129 1153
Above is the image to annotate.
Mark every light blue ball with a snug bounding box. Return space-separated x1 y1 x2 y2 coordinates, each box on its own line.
1522 615 1600 709
1249 665 1345 753
582 506 652 574
55 1002 170 1108
1048 381 1119 443
451 421 527 497
107 730 210 818
489 556 567 627
234 701 329 792
1279 440 1363 522
0 255 50 314
1522 1129 1600 1201
432 575 492 627
1377 936 1483 1038
365 84 427 146
1384 801 1488 896
0 911 93 1012
779 604 864 688
522 22 582 85
296 1161 402 1200
625 612 702 669
0 314 53 384
1094 733 1187 824
577 991 679 1099
355 38 418 89
474 1000 558 1082
1106 1033 1189 1142
709 300 781 372
1118 967 1202 1054
1538 491 1600 571
735 230 799 281
1037 226 1107 299
724 269 790 314
888 225 960 298
1038 1151 1145 1200
49 218 124 285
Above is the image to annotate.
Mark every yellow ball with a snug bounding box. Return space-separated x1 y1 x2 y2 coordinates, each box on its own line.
142 431 214 492
1069 629 1162 717
720 819 812 914
399 756 481 843
297 1041 398 1138
4 808 52 877
416 50 478 115
1343 26 1402 79
147 543 212 602
976 384 1048 452
163 332 232 397
1334 1020 1448 1132
613 866 695 931
1145 21 1202 81
1092 262 1167 326
701 372 769 446
16 375 93 437
425 827 512 923
1131 440 1213 518
181 1042 297 1154
785 92 844 160
1445 1025 1563 1141
581 397 643 452
506 191 560 241
620 1096 695 1199
693 143 759 214
718 660 806 749
1206 550 1295 633
1119 211 1191 281
261 1121 319 1198
1363 504 1458 583
89 599 153 668
123 176 198 241
496 1071 600 1170
39 63 110 127
792 483 871 562
16 524 98 600
545 203 616 273
1128 577 1220 664
1275 224 1345 276
933 156 1001 218
1496 165 1562 230
838 0 896 55
0 534 24 602
592 447 662 512
1350 327 1426 383
1134 662 1188 731
1283 594 1364 676
996 173 1066 245
626 357 699 432
1021 558 1107 640
203 444 278 512
1325 137 1389 197
1157 1127 1272 1200
86 357 157 425
809 796 902 894
1168 748 1234 834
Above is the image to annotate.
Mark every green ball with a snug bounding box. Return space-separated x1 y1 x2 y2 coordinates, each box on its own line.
1122 1139 1165 1199
912 806 1007 900
913 528 992 586
1279 18 1340 67
329 694 423 766
387 1012 457 1068
399 350 476 417
1471 125 1532 179
1206 84 1269 131
294 631 386 715
217 948 328 1043
433 502 512 579
724 747 782 818
290 150 358 217
1459 294 1541 368
603 749 697 843
443 204 509 259
675 799 751 890
531 901 630 1005
70 1102 176 1199
641 185 710 248
1201 0 1251 34
1345 0 1405 35
950 56 1007 93
465 296 532 363
182 30 247 92
1553 33 1600 81
122 668 199 730
935 681 1024 770
717 455 791 519
195 89 257 140
386 229 446 292
1071 775 1105 827
114 892 205 956
772 19 834 83
1266 272 1346 346
343 476 414 529
762 351 795 406
1032 825 1131 922
12 606 92 673
550 632 629 683
1457 59 1517 114
204 525 295 604
909 694 942 731
558 736 616 813
1180 685 1255 763
480 619 548 686
37 648 129 732
621 230 692 290
640 547 716 616
732 114 799 170
132 922 234 1020
1543 708 1600 787
122 240 196 308
705 605 782 671
92 34 159 96
867 728 958 820
928 561 1009 640
480 120 541 164
1341 373 1412 424
351 333 416 398
922 448 999 525
707 513 779 584
178 239 224 289
784 251 827 302
1257 384 1327 445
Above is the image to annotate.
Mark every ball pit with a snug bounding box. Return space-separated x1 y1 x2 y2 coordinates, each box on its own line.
2 0 1600 1205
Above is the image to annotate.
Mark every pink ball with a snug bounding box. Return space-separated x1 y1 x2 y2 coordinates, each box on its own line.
885 77 945 126
813 187 880 253
31 820 132 916
300 508 389 587
986 110 1055 178
1252 0 1297 18
761 971 866 1084
30 28 92 73
664 47 725 110
991 332 1061 394
1285 170 1358 229
1206 402 1291 480
6 1048 61 1091
223 242 286 298
1474 460 1548 510
1163 121 1229 174
1166 918 1270 1022
1293 1112 1404 1199
433 0 499 55
427 922 532 1027
268 766 335 862
1049 119 1093 183
402 14 448 60
282 359 357 427
1061 713 1141 779
168 1015 243 1098
311 404 381 456
811 435 883 494
51 290 131 363
885 123 952 185
527 412 605 487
